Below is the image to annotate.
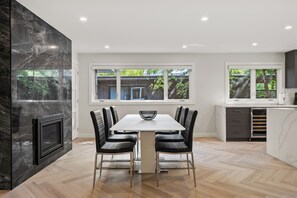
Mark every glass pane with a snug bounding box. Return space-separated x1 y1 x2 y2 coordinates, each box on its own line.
168 69 189 99
256 69 277 99
229 69 251 99
120 69 164 100
95 69 116 100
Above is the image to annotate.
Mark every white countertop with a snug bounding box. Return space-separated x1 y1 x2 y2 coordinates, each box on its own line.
267 108 297 168
110 114 185 131
217 104 297 108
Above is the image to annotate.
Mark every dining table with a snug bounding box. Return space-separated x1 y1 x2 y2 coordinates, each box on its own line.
110 114 185 173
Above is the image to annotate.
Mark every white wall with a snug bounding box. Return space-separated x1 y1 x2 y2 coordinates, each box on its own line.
78 53 285 138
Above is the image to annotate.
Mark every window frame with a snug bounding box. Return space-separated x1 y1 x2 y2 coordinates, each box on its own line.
89 63 195 105
225 62 283 104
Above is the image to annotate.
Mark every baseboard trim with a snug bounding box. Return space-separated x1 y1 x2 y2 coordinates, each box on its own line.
78 132 217 138
193 133 217 138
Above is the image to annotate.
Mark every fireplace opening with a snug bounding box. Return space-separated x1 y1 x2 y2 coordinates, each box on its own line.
34 114 64 165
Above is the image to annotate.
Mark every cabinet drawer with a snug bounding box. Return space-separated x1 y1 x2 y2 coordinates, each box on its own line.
227 115 250 127
226 108 250 115
226 127 250 139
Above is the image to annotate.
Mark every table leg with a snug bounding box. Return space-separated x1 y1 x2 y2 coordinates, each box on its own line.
140 132 155 173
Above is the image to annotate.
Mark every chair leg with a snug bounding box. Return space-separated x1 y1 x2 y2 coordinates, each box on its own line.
130 152 133 188
99 154 103 178
186 154 190 176
156 152 159 187
191 152 197 187
137 132 140 159
93 153 98 188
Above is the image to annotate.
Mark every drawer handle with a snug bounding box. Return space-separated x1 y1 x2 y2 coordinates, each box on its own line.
233 110 241 112
232 120 240 123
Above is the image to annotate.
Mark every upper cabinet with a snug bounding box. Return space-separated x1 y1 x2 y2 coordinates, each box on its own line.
285 50 297 88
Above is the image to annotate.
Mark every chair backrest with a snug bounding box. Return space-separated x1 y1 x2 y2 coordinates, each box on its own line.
110 106 119 124
179 107 189 126
174 106 182 122
182 110 198 150
90 110 106 152
102 107 113 138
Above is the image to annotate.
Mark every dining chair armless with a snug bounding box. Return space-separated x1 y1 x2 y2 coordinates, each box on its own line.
110 106 139 136
155 109 198 187
102 107 137 143
155 106 182 135
155 107 189 142
110 106 140 157
90 110 135 188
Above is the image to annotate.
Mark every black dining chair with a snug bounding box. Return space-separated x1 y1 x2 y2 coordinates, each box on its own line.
110 106 140 157
155 106 182 135
155 107 189 142
110 106 139 135
155 110 198 187
90 110 135 188
102 107 137 144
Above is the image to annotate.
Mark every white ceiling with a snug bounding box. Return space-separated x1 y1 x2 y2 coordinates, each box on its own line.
17 0 297 53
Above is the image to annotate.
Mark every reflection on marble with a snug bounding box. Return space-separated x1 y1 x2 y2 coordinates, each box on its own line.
0 0 12 190
0 0 72 189
267 108 297 168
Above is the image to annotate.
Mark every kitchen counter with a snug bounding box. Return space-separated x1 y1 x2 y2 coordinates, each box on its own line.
216 104 297 142
217 104 297 108
267 108 297 168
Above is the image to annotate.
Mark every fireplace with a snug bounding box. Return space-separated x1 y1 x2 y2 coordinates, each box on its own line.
34 114 64 165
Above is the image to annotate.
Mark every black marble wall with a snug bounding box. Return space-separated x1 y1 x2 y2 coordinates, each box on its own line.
0 0 72 189
0 0 12 190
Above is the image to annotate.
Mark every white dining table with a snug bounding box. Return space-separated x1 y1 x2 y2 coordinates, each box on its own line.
110 114 185 173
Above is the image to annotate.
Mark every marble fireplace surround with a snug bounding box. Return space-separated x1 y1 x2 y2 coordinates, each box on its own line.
0 0 72 189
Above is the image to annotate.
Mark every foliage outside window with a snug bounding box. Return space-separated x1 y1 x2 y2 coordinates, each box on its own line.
256 69 277 99
91 65 192 103
229 69 251 99
168 69 189 99
227 65 281 102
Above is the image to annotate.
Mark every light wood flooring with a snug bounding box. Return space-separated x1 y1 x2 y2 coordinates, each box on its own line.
1 138 297 198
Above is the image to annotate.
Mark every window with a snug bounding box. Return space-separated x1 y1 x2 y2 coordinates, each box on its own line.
226 63 282 103
89 64 194 104
168 69 189 99
120 69 164 100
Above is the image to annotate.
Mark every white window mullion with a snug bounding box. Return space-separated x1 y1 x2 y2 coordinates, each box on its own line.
250 69 256 100
164 69 168 101
116 69 121 101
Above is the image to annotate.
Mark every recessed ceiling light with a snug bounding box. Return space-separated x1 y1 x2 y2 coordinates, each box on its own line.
80 16 87 22
182 45 187 49
285 25 293 30
252 43 258 46
201 17 208 22
49 45 58 49
104 45 110 49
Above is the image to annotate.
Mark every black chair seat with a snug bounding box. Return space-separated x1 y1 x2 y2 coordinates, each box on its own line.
155 130 179 135
99 142 135 153
107 134 137 143
114 130 138 135
155 142 191 153
155 134 184 142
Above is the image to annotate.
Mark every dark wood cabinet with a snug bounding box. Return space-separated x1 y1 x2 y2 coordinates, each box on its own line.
226 108 251 141
285 50 297 88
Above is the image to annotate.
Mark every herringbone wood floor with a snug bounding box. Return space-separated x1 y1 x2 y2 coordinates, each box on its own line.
1 138 297 198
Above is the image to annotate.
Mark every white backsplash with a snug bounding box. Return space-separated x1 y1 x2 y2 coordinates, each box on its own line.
285 89 297 105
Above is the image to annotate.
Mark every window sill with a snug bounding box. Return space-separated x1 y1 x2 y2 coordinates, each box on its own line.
89 100 195 106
